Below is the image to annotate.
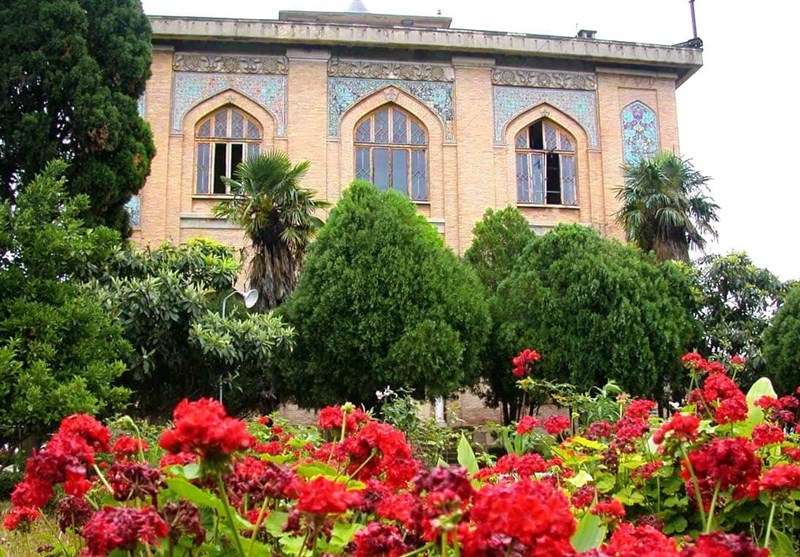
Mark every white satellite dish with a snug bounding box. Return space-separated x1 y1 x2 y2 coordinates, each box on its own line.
242 289 259 309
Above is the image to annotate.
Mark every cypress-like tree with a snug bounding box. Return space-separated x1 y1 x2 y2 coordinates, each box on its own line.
0 0 154 234
277 181 490 408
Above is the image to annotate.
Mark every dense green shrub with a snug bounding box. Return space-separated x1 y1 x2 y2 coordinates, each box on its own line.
763 283 800 395
491 224 694 402
0 162 130 445
463 207 536 423
277 181 490 407
92 239 294 416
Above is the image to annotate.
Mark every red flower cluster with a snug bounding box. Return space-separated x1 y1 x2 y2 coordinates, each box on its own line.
759 464 800 496
352 522 408 557
516 415 540 435
681 352 726 375
159 398 254 462
544 414 571 436
681 437 761 507
653 413 700 445
81 506 169 557
297 476 363 515
680 532 768 557
688 372 749 425
112 436 149 461
597 523 678 557
11 414 111 514
591 499 626 521
460 478 576 557
318 405 371 433
751 424 785 448
2 506 40 532
512 348 541 377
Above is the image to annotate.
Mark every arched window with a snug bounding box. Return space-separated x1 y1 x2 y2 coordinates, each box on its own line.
195 107 262 195
354 106 428 201
515 120 577 206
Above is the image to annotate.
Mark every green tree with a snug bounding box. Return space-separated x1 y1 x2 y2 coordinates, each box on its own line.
277 181 490 408
92 239 295 416
0 0 154 233
615 152 719 262
0 161 130 446
762 283 800 395
694 253 786 387
214 151 329 310
492 224 694 406
463 207 536 423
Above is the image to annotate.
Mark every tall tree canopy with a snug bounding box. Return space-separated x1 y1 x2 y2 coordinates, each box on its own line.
277 181 490 408
694 253 786 387
491 224 694 405
615 152 718 262
762 283 800 395
0 0 154 233
214 151 329 310
0 162 130 445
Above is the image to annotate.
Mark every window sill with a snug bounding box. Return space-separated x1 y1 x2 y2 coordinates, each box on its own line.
412 200 431 206
517 203 580 210
193 194 234 200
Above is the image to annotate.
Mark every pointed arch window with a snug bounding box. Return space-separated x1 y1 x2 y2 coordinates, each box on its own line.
354 106 428 202
195 107 262 195
515 120 577 206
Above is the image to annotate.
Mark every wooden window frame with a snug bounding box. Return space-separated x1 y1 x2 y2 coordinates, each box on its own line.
195 107 261 195
515 120 578 207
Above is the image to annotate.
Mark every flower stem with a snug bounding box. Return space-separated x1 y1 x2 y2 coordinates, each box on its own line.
247 497 271 557
764 501 777 549
398 544 434 557
216 475 247 557
93 463 114 495
705 481 721 533
679 445 707 527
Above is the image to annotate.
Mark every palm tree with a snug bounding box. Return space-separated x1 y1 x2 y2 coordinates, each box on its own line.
615 152 719 262
214 151 329 309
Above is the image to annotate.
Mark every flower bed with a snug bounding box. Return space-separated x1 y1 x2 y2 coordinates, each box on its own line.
3 354 800 556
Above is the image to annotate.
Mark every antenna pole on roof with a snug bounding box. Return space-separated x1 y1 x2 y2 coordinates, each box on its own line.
689 0 698 39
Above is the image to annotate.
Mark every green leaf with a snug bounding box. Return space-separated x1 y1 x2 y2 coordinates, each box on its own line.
326 522 361 553
165 478 224 512
296 462 339 479
570 436 605 451
263 511 289 538
746 377 778 406
663 516 688 534
565 470 594 489
595 473 616 494
457 433 479 475
437 458 449 467
772 529 798 557
571 512 606 552
279 534 306 556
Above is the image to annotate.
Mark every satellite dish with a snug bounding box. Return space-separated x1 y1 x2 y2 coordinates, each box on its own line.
243 289 259 309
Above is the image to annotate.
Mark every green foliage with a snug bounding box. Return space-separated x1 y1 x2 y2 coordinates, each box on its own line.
0 162 130 444
463 207 537 423
91 239 295 415
378 388 457 466
492 224 694 400
463 207 535 293
763 283 800 394
214 151 329 309
616 152 718 262
277 181 490 408
694 253 786 387
0 0 155 234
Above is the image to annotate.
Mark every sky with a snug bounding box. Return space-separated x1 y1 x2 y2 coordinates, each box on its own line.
142 0 800 280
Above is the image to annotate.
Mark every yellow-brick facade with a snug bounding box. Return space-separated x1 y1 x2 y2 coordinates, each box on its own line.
131 14 700 257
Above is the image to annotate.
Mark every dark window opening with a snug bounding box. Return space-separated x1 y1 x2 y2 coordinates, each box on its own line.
530 121 544 150
230 144 243 178
213 143 227 194
546 153 561 204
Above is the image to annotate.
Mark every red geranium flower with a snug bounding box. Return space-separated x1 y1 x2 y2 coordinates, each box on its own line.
352 522 408 557
296 477 362 515
112 436 149 461
543 415 570 436
591 498 626 521
681 437 761 508
752 424 785 448
653 413 700 445
81 506 169 557
58 414 111 453
680 532 767 557
759 464 800 496
516 415 539 435
512 349 541 377
158 398 254 463
3 506 40 532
